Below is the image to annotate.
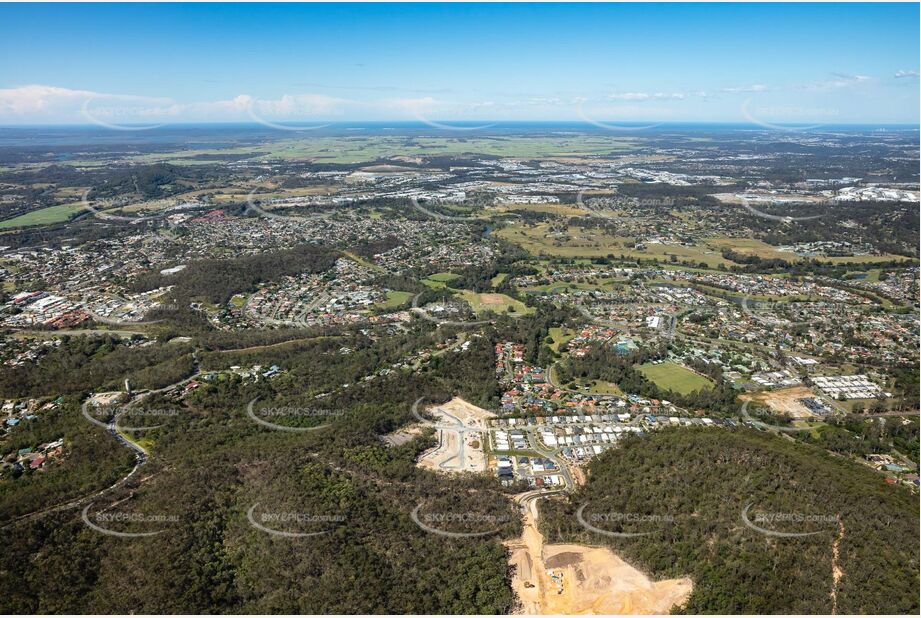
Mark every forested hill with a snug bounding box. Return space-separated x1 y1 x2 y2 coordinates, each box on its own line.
0 332 517 614
540 428 920 614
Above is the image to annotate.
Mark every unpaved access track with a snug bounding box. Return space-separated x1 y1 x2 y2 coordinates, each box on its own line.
506 492 692 614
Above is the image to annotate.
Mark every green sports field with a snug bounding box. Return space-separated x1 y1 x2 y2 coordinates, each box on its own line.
0 203 82 229
637 360 714 395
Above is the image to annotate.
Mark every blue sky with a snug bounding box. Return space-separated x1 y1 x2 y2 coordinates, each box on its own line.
0 2 918 126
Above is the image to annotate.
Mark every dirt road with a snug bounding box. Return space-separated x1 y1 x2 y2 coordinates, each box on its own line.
506 492 692 615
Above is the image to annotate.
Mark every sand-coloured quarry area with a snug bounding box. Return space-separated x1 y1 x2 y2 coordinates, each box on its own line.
506 496 692 614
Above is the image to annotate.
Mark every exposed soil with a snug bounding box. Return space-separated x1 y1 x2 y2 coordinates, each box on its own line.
506 494 693 615
831 519 845 614
416 398 492 473
753 386 817 419
480 293 507 305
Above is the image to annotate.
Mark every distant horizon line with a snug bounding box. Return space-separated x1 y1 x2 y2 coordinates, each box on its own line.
0 120 918 130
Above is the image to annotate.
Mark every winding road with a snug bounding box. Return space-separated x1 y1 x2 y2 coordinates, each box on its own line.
1 355 200 530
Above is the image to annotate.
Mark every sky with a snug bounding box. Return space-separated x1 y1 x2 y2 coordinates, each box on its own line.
0 2 918 127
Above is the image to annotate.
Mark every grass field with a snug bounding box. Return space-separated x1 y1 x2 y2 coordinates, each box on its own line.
548 327 576 352
455 289 533 316
492 202 589 217
490 272 508 286
567 378 625 396
585 379 625 396
0 203 82 229
522 279 624 295
418 272 533 316
342 251 384 272
421 272 461 289
427 272 461 282
375 290 414 309
636 361 714 395
495 223 914 268
495 223 730 267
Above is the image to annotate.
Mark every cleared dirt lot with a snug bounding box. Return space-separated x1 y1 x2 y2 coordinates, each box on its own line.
381 424 423 447
480 293 507 305
752 386 817 418
439 397 495 427
416 398 492 473
507 496 692 615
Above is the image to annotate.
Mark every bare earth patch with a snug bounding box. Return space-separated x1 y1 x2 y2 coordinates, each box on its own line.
380 424 423 447
416 398 493 473
754 386 817 419
480 293 506 305
507 496 692 615
439 396 496 428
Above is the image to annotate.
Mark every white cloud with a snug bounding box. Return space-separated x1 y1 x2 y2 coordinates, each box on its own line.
0 84 351 124
0 84 166 116
895 69 919 79
803 73 872 90
722 84 769 94
251 94 347 117
608 92 651 101
607 91 706 101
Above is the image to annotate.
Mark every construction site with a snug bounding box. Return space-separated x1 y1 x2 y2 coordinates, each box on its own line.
505 494 693 615
415 398 492 473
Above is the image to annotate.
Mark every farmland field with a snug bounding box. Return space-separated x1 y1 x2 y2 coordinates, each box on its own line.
117 135 641 166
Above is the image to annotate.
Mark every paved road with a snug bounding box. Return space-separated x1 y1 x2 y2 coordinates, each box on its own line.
1 356 200 530
525 431 573 490
1 401 149 530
